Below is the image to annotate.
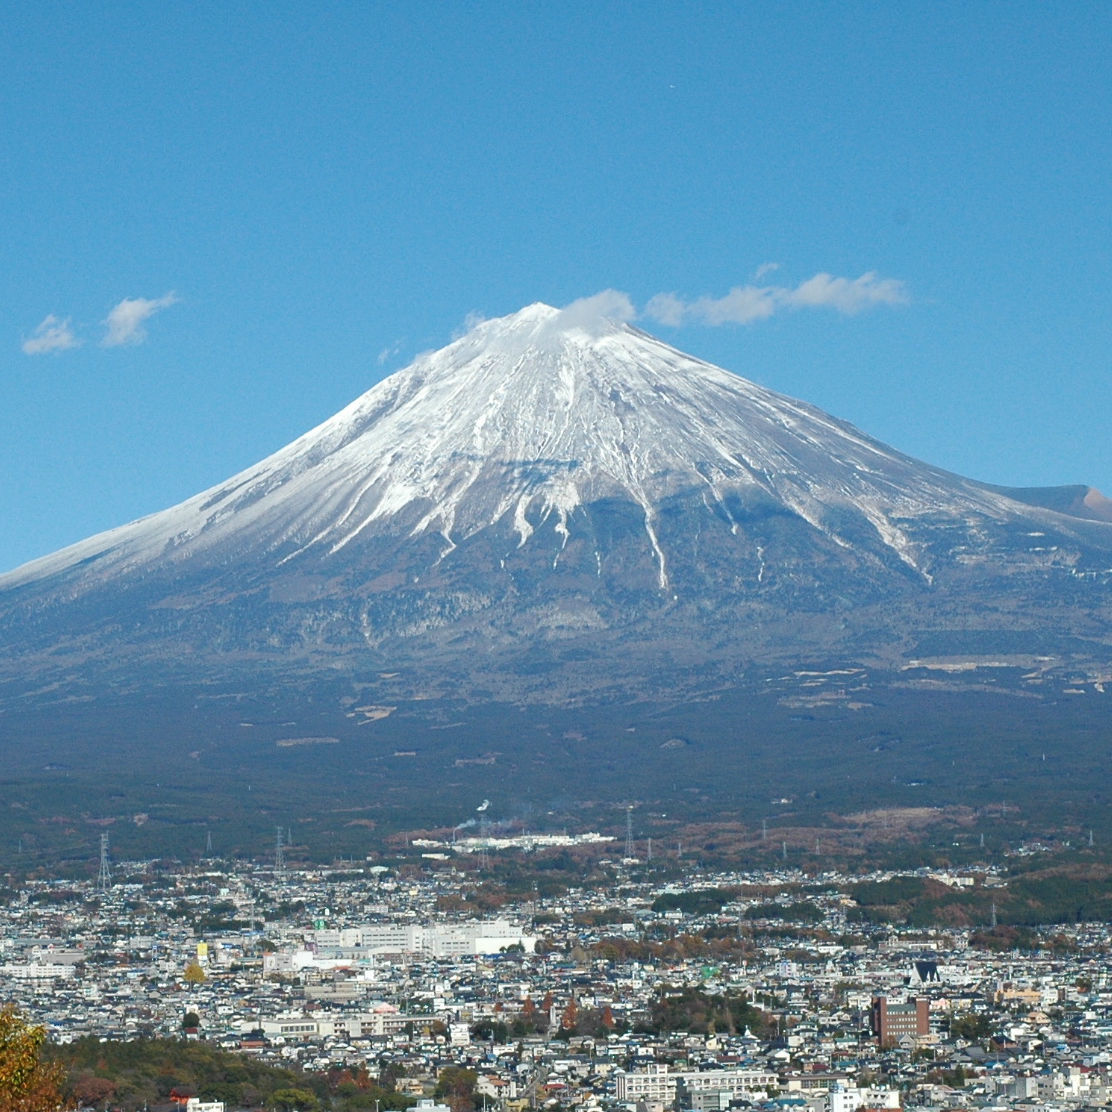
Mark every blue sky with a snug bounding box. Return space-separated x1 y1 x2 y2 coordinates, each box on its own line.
3 3 1111 572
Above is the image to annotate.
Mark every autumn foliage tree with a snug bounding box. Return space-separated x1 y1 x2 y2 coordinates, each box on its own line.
71 1075 116 1109
183 961 206 984
511 995 546 1036
435 1067 477 1112
0 1004 71 1112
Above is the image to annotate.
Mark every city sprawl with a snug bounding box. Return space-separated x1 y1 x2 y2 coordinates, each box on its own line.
6 852 1112 1112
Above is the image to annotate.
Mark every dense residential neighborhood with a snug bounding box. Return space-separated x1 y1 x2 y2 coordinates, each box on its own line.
5 853 1112 1112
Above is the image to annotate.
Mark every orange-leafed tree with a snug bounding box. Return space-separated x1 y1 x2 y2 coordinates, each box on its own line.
0 1004 70 1112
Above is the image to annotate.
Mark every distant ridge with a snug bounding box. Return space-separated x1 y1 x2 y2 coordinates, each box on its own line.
987 483 1112 523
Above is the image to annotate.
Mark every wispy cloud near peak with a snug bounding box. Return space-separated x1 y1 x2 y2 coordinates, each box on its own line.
557 290 637 329
642 271 909 327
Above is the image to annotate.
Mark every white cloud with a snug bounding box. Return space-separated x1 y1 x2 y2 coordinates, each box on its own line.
102 291 178 347
21 314 82 355
786 271 909 314
642 292 686 328
641 271 909 327
695 286 781 325
556 290 636 331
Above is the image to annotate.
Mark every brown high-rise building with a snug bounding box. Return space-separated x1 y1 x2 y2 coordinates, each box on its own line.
870 996 929 1046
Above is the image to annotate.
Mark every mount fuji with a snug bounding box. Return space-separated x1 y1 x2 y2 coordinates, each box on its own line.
2 302 1112 853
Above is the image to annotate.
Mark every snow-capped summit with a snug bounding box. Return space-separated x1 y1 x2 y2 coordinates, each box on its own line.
2 300 1111 716
0 301 1082 594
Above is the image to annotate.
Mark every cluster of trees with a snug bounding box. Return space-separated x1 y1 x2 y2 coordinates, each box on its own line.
650 888 739 915
36 1032 417 1112
434 1066 477 1112
947 1012 994 1042
469 994 620 1041
49 1035 309 1110
640 988 769 1037
315 1063 414 1112
743 901 824 923
924 1064 969 1088
587 930 757 963
549 998 618 1039
968 925 1040 952
846 866 1112 931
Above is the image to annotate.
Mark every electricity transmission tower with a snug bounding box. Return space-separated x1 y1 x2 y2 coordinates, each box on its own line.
97 834 112 893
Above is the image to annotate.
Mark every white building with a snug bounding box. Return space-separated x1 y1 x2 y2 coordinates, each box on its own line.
255 1007 424 1041
0 961 77 984
412 1101 450 1112
828 1084 900 1112
307 918 535 957
615 1064 778 1104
